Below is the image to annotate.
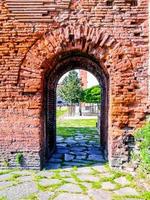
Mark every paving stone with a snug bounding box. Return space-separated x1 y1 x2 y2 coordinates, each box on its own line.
88 154 105 162
70 151 87 156
91 165 107 173
0 181 38 200
88 147 100 151
62 162 85 167
78 141 87 145
65 177 77 183
88 189 112 200
19 176 32 182
89 141 97 144
59 171 71 177
57 146 70 150
74 137 84 141
62 165 75 169
76 167 92 174
39 178 60 186
76 155 87 160
11 171 33 176
38 191 53 200
94 135 99 139
88 150 103 155
114 177 130 186
64 154 75 161
57 136 64 142
65 138 76 144
0 181 12 188
0 174 12 180
57 143 67 147
45 131 105 173
52 153 64 159
71 147 86 152
56 148 69 154
59 183 82 192
55 193 90 200
114 187 139 196
45 163 61 169
36 171 54 178
78 174 100 182
49 158 62 163
72 159 95 164
101 182 116 190
102 172 114 178
82 182 92 189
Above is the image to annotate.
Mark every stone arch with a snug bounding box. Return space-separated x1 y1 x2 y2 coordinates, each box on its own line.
18 24 140 167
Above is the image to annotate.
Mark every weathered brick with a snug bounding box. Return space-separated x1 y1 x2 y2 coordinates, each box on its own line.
0 0 149 169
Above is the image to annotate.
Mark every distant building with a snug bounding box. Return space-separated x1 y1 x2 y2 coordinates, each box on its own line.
79 70 98 88
79 70 88 88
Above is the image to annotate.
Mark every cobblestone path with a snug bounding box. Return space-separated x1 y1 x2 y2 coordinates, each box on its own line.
0 130 149 200
45 130 105 169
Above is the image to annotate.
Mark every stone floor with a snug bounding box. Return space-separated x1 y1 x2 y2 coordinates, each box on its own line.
0 130 149 200
0 164 145 200
45 131 105 169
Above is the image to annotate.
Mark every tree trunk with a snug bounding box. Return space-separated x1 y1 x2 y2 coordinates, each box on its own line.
79 102 82 116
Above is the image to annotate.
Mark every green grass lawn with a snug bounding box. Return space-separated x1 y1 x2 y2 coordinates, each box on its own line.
57 118 97 127
57 127 97 138
57 114 98 138
56 106 98 138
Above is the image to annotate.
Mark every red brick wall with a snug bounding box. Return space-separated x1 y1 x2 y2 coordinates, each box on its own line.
0 0 149 169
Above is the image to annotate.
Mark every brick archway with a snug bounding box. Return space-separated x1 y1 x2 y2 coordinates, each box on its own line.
44 51 109 160
15 23 147 168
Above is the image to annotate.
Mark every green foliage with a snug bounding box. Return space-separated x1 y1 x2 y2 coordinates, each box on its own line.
58 71 83 104
0 197 7 200
3 160 9 167
135 123 150 172
82 85 101 103
16 153 23 165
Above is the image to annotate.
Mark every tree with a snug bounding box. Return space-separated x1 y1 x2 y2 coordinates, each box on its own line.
58 71 83 115
82 85 101 103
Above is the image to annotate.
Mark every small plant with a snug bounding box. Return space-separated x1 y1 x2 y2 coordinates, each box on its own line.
134 123 150 173
16 153 23 165
3 160 9 167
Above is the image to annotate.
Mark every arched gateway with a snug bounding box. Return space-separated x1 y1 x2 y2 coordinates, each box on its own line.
45 52 109 160
0 19 148 169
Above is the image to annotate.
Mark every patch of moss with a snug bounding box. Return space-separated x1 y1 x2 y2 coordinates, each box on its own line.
21 193 38 200
70 172 82 183
0 197 7 200
0 170 14 175
91 181 102 189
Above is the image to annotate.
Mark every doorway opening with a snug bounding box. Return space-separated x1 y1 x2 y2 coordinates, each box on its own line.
44 51 109 169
